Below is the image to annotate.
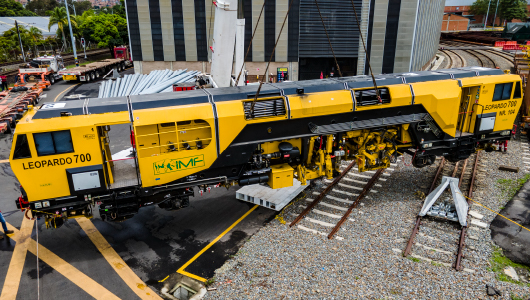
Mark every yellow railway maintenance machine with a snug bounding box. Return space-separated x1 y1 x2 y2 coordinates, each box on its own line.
10 67 522 227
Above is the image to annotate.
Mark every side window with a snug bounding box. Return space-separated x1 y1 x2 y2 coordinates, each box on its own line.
354 88 391 106
13 134 31 159
493 83 513 101
136 120 212 158
514 81 522 99
33 130 74 156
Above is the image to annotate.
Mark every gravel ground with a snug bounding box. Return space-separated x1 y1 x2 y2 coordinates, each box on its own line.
204 136 530 300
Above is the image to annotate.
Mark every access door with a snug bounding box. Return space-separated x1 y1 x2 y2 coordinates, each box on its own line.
97 124 140 189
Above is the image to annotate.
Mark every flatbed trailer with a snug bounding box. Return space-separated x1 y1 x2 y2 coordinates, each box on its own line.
0 84 43 134
58 58 127 83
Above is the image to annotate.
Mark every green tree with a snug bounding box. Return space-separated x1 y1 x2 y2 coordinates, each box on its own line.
0 0 37 16
26 0 58 16
28 27 43 56
48 7 77 50
67 0 93 16
3 26 33 58
499 0 528 23
80 13 126 57
113 0 126 19
471 0 528 26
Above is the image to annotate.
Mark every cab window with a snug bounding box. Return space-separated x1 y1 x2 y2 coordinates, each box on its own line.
493 83 513 101
33 130 74 156
514 81 522 99
12 134 31 159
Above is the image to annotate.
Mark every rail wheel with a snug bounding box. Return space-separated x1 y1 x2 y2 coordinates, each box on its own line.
48 75 55 85
90 72 96 81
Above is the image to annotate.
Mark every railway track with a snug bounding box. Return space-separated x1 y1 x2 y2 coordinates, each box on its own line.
440 41 514 69
464 50 497 68
289 159 398 240
440 49 465 68
402 152 481 272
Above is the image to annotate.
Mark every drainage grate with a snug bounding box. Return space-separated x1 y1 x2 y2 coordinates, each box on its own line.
170 283 197 300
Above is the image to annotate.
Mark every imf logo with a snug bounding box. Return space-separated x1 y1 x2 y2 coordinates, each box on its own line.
153 155 205 174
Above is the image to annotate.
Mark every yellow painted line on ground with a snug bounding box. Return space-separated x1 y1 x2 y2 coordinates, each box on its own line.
54 83 80 102
0 217 34 300
76 218 162 300
2 220 121 300
0 159 8 164
176 204 259 282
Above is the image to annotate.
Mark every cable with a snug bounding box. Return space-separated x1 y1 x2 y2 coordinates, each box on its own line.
349 0 381 102
314 0 342 77
235 0 267 86
249 0 295 117
459 192 530 233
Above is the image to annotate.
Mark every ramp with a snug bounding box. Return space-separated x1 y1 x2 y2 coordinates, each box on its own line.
236 179 310 211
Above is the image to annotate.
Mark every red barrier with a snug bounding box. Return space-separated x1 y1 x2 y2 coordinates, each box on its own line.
506 41 517 45
527 41 530 45
495 41 506 47
503 44 524 50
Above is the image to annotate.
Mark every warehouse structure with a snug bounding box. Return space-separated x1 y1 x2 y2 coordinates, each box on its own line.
125 0 444 80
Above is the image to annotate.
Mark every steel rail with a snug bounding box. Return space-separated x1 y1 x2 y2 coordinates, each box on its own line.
455 151 480 271
328 168 384 239
404 157 446 257
289 160 357 227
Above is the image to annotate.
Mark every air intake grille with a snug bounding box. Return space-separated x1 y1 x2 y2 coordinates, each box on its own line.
355 88 391 106
244 99 286 119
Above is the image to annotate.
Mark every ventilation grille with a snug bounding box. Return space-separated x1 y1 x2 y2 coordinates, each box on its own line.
244 99 286 119
355 88 391 106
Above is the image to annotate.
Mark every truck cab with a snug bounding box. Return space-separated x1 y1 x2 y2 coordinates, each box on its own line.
114 46 132 67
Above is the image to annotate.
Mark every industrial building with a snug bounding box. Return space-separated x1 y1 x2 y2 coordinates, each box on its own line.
125 0 445 80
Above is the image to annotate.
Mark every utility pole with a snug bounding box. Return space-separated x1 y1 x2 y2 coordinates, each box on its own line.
492 0 500 27
484 0 492 30
14 21 25 62
64 0 78 66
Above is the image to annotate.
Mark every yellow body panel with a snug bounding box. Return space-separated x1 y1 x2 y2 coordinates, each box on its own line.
268 163 294 189
132 104 217 187
411 80 462 137
289 90 353 118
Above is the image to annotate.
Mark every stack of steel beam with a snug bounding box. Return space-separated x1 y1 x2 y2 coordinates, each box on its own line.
98 69 200 98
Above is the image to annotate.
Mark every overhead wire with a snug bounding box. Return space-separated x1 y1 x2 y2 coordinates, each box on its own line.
314 0 342 77
235 0 267 86
349 0 382 103
249 0 295 117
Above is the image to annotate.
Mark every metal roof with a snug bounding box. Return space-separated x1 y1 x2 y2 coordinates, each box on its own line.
0 17 58 37
32 67 506 120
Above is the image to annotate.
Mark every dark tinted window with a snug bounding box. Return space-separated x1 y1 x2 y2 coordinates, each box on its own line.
13 134 31 159
493 83 513 101
514 81 522 98
33 130 74 156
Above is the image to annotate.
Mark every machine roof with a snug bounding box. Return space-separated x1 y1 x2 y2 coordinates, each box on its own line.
32 67 506 119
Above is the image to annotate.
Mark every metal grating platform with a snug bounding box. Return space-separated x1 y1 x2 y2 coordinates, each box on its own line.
235 179 310 211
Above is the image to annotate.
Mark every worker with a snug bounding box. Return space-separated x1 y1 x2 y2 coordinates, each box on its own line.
0 211 14 239
0 75 3 91
1 75 7 91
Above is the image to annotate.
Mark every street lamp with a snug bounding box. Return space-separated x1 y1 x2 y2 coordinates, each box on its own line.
64 0 78 66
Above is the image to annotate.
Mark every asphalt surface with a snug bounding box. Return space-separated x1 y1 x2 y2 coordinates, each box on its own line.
0 72 276 299
491 180 530 265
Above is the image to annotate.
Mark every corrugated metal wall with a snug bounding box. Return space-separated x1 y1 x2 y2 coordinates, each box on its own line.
410 0 444 71
299 0 362 58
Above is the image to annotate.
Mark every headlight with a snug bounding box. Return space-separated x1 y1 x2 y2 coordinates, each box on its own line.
34 202 42 209
500 130 511 136
42 201 50 208
423 143 433 148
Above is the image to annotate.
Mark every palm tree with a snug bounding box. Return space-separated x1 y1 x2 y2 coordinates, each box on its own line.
28 27 43 57
48 7 77 52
